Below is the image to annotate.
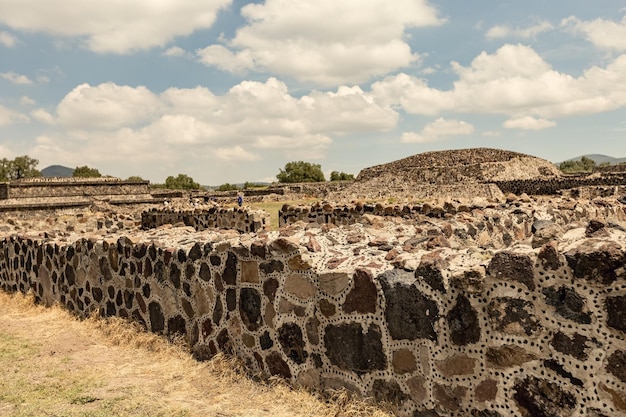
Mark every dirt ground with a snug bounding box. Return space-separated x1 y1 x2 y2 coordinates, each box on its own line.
0 291 393 417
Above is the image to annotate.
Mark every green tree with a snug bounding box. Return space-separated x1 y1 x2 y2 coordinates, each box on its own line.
0 155 40 180
164 173 200 190
126 175 145 182
216 183 238 191
276 161 325 183
330 171 355 181
559 156 596 173
73 165 102 178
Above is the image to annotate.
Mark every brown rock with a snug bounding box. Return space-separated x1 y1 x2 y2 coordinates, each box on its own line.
278 298 297 314
475 379 498 402
406 375 427 404
392 349 417 375
305 235 322 252
319 271 350 295
264 303 276 329
288 254 312 270
436 353 476 377
585 218 607 237
537 241 562 270
242 333 256 348
343 269 377 314
433 383 467 411
326 257 347 269
318 299 336 317
284 273 316 300
240 260 259 283
485 345 537 369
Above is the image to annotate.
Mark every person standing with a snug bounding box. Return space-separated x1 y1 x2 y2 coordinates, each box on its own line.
237 192 243 207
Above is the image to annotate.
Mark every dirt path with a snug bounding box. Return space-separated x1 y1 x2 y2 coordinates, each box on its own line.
0 291 392 417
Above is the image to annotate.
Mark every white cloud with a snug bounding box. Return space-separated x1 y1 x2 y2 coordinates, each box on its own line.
1 71 33 85
0 104 29 126
373 44 626 121
482 130 501 137
197 44 254 74
163 46 187 57
30 108 56 125
0 30 17 47
57 83 162 129
401 118 474 143
486 21 553 40
20 96 35 106
0 0 232 53
215 146 260 162
39 78 397 166
563 15 626 51
503 116 556 130
198 0 444 86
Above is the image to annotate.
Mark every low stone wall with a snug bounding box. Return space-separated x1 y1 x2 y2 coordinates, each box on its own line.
493 174 626 196
6 179 150 199
141 207 269 233
594 164 626 173
325 183 506 202
0 222 624 416
278 201 485 228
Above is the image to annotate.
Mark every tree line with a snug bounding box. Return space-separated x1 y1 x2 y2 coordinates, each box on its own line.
0 156 355 191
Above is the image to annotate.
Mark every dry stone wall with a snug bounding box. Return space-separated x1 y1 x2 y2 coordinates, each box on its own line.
142 207 269 234
5 179 149 199
1 200 625 416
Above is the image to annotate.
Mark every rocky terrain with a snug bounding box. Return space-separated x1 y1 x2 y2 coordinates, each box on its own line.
1 148 626 417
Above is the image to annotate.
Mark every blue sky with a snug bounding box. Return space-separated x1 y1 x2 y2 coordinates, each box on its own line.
1 0 625 185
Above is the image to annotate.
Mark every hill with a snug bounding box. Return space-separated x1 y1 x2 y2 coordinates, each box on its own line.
41 165 74 177
356 148 561 184
563 154 626 165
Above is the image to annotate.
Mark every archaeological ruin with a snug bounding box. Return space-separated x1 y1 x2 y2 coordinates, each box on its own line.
1 148 625 417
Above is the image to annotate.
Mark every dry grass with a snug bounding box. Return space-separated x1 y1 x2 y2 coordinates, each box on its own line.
0 291 395 417
225 198 321 231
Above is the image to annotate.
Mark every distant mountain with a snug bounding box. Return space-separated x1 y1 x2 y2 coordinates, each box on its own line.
41 165 74 177
562 154 626 165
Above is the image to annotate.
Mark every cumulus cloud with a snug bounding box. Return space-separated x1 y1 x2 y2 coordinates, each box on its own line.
57 83 162 129
503 116 556 130
163 46 187 57
197 0 444 86
30 108 56 125
486 21 553 39
0 30 17 47
0 104 29 126
563 15 626 51
373 44 626 121
215 146 260 162
0 0 232 53
20 96 35 106
40 78 397 165
401 118 474 143
1 71 33 85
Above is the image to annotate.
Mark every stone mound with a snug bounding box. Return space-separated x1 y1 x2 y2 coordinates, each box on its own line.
357 148 561 184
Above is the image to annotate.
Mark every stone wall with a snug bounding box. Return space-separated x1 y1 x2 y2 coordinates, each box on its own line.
5 178 150 199
278 200 503 228
0 218 624 416
493 174 626 196
594 164 626 173
0 183 8 199
141 207 270 233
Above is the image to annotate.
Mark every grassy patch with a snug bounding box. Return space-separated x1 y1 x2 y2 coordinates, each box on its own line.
0 292 395 417
225 198 321 231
